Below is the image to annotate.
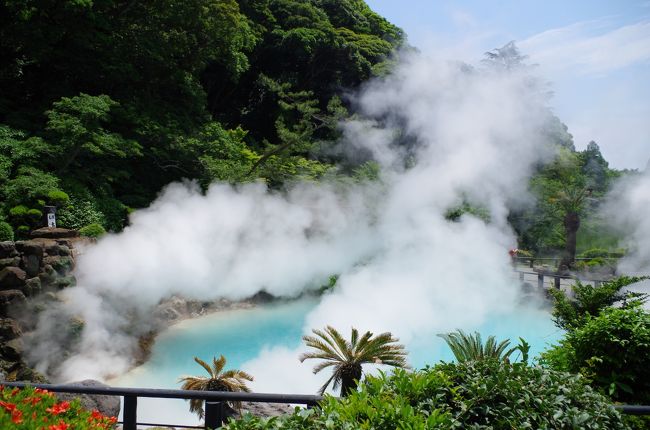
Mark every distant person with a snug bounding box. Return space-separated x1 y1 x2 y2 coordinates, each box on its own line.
508 248 518 267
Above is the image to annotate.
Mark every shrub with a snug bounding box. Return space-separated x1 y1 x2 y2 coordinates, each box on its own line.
0 221 13 241
0 385 117 429
225 361 627 429
47 190 70 207
549 276 648 330
78 223 106 238
579 248 609 259
540 306 650 404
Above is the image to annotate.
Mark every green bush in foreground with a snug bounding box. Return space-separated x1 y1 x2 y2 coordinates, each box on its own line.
0 385 117 429
225 360 627 429
541 306 650 404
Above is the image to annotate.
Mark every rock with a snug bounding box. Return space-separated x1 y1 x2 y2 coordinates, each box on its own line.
242 401 295 418
55 380 120 418
0 257 20 270
1 338 23 361
24 277 42 296
39 264 58 285
52 276 76 289
43 255 74 275
0 290 27 317
15 240 44 258
21 254 42 278
44 242 71 257
0 242 18 259
30 227 79 239
0 318 22 340
0 267 27 289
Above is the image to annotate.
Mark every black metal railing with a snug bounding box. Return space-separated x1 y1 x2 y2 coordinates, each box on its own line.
4 382 649 428
3 382 322 429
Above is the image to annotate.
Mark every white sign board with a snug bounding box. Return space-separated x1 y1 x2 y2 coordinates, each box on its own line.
47 213 56 228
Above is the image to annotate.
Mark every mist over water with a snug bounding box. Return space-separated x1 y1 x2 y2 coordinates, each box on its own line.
28 49 581 389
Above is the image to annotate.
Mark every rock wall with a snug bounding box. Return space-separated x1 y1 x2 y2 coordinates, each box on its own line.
0 228 90 382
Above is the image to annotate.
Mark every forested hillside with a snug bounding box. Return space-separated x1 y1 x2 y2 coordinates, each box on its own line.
0 0 636 265
0 0 402 234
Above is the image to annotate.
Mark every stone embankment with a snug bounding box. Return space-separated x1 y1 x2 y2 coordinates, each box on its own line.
0 227 90 382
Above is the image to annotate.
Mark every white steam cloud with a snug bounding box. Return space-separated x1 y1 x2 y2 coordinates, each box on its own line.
27 51 554 387
603 168 650 275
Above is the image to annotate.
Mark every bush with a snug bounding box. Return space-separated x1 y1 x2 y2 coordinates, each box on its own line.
226 361 627 429
47 190 70 207
78 223 106 238
0 385 117 429
549 276 648 330
540 306 650 404
579 248 609 259
0 221 13 241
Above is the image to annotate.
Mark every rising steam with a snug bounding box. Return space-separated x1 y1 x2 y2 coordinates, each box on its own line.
27 50 556 385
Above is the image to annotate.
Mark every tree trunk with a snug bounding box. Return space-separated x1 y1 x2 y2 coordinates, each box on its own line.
559 211 580 272
340 363 362 397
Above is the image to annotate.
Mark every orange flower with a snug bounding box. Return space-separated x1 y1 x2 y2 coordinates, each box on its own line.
0 400 16 411
46 401 71 415
11 408 23 424
23 395 42 405
48 420 70 430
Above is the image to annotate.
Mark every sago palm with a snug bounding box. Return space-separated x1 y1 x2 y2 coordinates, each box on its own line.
178 355 253 419
438 330 524 363
300 325 408 396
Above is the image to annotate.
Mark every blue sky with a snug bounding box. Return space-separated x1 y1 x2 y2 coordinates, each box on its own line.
366 0 650 169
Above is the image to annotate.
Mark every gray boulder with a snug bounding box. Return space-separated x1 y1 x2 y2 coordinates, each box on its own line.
55 380 121 418
0 267 27 289
0 242 17 259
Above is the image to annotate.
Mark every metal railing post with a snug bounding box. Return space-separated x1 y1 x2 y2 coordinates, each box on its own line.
123 395 137 430
537 273 544 289
205 401 226 429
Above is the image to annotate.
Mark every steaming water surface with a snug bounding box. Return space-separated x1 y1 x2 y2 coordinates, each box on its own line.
112 295 561 425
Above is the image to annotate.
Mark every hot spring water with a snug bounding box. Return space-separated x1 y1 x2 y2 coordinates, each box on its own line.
112 294 562 425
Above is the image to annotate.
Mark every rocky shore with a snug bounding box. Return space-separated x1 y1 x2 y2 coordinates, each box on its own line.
0 227 93 382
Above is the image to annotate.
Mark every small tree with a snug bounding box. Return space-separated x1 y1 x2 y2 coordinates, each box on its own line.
438 330 529 363
300 326 408 396
178 356 253 420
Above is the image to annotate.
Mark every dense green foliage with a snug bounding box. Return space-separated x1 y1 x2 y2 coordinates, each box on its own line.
0 221 13 241
0 0 403 233
548 276 648 330
78 223 106 239
541 306 650 404
225 361 627 429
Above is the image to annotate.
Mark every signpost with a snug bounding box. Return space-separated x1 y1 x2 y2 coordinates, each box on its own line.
44 205 56 228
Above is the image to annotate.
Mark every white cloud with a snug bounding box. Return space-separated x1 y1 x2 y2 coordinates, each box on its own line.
520 20 650 76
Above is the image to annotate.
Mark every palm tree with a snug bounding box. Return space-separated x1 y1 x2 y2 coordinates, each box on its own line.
438 330 528 363
178 355 253 420
300 326 408 396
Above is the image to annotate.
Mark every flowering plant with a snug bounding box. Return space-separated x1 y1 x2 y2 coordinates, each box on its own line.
0 385 118 429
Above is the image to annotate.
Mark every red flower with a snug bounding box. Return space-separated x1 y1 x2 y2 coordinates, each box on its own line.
91 409 103 420
11 408 23 424
0 400 16 411
10 387 19 396
23 395 42 406
46 401 71 415
48 420 70 430
35 387 52 396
